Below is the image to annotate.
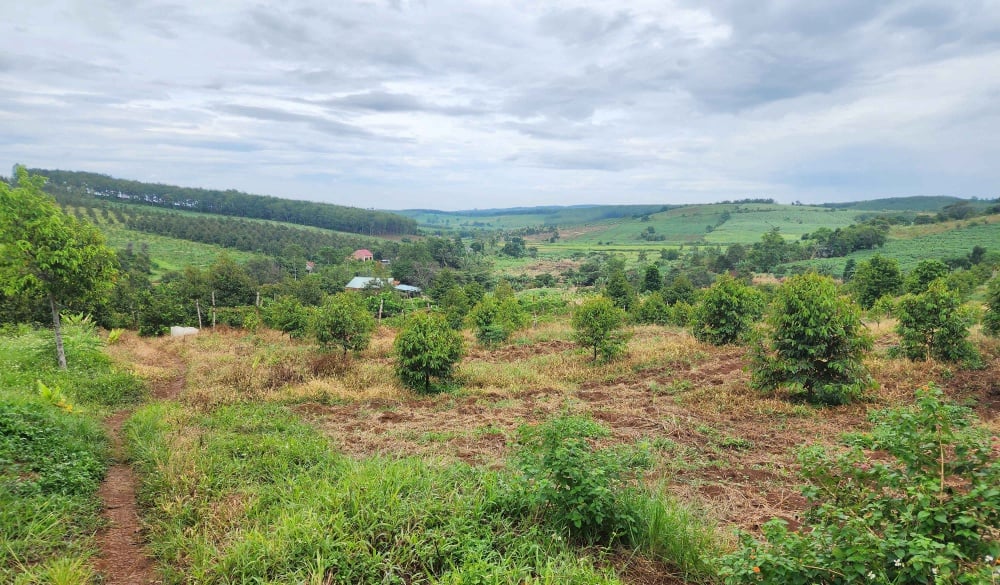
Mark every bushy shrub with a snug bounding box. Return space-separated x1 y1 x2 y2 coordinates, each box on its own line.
262 295 309 338
571 296 629 362
905 259 950 294
851 254 903 309
513 414 650 543
894 280 981 366
310 293 376 355
718 384 1000 584
393 312 464 393
468 294 528 346
691 275 764 345
633 292 671 325
750 273 874 405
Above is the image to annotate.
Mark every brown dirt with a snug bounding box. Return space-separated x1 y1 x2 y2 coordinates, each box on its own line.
94 338 186 584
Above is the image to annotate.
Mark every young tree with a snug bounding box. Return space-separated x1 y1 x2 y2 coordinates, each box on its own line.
311 292 376 355
0 168 118 368
691 275 764 345
572 296 629 362
393 312 464 393
262 295 310 338
604 268 637 311
641 264 662 293
468 294 527 346
904 259 949 294
895 280 980 365
984 275 1000 337
438 284 471 330
750 273 874 405
850 254 903 309
633 291 670 325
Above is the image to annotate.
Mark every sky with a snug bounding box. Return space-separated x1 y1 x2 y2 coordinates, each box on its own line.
2 1 1000 211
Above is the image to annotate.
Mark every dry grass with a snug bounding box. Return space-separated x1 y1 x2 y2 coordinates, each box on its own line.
118 317 1000 538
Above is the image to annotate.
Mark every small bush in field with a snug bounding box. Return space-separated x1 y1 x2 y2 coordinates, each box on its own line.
571 296 629 362
513 414 650 543
750 273 874 405
851 254 903 309
310 293 375 356
393 311 464 393
894 279 981 367
691 275 764 345
262 295 310 338
468 294 527 346
718 384 1000 585
633 292 670 325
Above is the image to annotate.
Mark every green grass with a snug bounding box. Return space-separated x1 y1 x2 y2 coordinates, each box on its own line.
0 324 146 583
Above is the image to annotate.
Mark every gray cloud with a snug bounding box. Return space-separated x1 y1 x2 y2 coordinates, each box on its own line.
0 0 998 209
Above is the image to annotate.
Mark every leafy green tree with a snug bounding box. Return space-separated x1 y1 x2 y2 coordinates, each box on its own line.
841 258 856 282
850 254 903 309
468 294 527 346
207 254 256 307
572 296 629 362
393 312 464 393
0 168 118 368
641 265 662 293
604 268 636 311
984 275 1000 337
895 280 980 366
633 292 670 326
750 273 874 405
439 285 471 330
663 274 695 306
904 259 949 294
262 295 310 338
691 275 764 345
311 293 375 355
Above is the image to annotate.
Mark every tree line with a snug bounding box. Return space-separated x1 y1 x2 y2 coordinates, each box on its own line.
30 168 418 236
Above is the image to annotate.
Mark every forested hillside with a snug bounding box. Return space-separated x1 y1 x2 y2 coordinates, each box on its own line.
32 168 418 237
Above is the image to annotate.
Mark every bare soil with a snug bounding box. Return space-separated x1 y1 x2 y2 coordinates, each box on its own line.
94 340 186 584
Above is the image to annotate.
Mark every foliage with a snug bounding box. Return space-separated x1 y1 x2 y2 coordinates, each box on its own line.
262 295 310 338
604 268 637 311
691 275 764 345
311 293 376 355
468 294 528 346
438 284 471 330
513 414 650 543
718 385 1000 585
393 312 464 393
750 273 874 405
850 254 904 309
641 264 662 293
571 296 629 362
894 280 981 366
0 168 118 368
984 275 1000 337
634 292 671 326
905 259 950 294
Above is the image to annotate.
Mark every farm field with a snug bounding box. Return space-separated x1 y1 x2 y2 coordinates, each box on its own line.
80 314 999 584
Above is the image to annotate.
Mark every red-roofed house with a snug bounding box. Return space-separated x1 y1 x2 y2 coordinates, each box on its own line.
351 249 374 262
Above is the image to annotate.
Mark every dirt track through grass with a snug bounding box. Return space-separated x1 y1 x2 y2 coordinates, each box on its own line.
94 341 186 584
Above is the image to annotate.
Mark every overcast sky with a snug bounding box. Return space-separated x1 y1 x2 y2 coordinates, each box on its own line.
3 1 999 210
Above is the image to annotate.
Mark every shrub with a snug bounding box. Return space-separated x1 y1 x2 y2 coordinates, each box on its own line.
851 254 903 309
604 268 637 312
571 296 629 362
262 295 309 338
513 414 650 543
468 294 528 346
905 259 950 294
718 384 1000 584
691 275 764 345
984 276 1000 337
393 312 464 393
894 280 981 366
310 293 376 355
750 273 874 405
634 292 671 325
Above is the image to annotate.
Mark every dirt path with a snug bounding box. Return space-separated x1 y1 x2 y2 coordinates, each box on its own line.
94 341 186 585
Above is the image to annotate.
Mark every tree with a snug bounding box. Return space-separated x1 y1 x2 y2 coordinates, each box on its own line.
438 285 471 330
750 273 874 405
262 295 310 338
894 280 980 366
850 255 903 309
904 259 949 294
572 296 629 362
393 312 464 393
0 168 118 368
633 292 670 325
691 275 764 346
468 294 527 346
311 293 375 355
604 268 636 312
641 265 662 293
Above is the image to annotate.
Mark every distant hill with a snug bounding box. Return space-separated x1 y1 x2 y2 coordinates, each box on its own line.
398 204 674 231
31 168 418 237
824 196 975 212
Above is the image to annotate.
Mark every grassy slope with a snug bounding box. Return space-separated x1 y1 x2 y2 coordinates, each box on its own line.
0 325 145 583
